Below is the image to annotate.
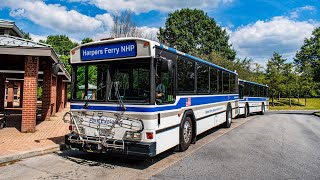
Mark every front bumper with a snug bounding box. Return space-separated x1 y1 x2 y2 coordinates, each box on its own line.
65 133 156 157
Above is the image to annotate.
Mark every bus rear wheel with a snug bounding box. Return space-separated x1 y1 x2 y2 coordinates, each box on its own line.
179 117 193 151
244 103 249 118
259 103 265 115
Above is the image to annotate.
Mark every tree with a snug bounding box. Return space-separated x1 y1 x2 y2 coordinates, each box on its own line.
232 58 253 81
282 63 296 107
250 62 265 84
294 27 320 83
21 30 32 40
158 8 236 60
266 52 286 106
111 11 142 38
41 35 78 56
299 62 316 106
81 38 93 44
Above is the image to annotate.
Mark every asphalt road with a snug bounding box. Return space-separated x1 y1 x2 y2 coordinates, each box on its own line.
0 111 319 180
152 111 320 180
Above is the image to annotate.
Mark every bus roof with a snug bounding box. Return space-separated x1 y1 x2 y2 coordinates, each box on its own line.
71 37 237 75
239 79 268 87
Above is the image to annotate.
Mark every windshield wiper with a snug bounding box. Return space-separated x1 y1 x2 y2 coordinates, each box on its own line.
113 81 126 114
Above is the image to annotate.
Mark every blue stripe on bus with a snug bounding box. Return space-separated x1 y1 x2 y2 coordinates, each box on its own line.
158 44 237 75
71 95 238 112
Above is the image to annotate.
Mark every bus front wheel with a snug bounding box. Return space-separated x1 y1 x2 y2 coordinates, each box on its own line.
223 105 232 128
179 117 193 151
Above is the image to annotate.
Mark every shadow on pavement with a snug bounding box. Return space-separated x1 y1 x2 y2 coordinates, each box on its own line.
55 148 175 170
268 111 315 115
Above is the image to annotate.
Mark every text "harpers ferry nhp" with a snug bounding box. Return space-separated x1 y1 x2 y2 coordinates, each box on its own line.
81 41 137 61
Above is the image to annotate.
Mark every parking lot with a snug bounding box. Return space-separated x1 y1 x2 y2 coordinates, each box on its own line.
1 111 319 180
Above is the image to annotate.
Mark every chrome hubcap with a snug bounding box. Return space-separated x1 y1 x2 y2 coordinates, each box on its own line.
183 121 192 143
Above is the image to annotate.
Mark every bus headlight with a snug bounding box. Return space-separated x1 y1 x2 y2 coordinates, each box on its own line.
125 131 141 140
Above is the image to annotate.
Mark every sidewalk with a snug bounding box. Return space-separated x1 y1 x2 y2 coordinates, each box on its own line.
0 104 70 164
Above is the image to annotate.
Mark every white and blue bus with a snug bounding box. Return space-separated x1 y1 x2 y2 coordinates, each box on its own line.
65 38 239 157
238 79 269 117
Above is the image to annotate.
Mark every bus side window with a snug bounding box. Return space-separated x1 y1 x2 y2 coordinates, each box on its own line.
210 67 218 94
230 74 236 94
218 70 223 94
178 58 195 93
223 71 230 94
239 84 244 99
197 63 209 94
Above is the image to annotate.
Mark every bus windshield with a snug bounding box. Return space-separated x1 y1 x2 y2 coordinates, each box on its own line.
108 58 150 103
73 58 150 103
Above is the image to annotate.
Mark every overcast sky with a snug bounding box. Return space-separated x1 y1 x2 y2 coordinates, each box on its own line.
1 0 319 65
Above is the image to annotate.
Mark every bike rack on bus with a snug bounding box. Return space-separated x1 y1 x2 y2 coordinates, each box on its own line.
63 111 144 151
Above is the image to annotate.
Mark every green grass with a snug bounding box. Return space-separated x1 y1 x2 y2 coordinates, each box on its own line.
269 98 320 110
315 112 320 116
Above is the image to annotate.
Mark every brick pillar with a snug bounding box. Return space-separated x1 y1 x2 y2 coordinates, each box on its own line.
51 76 57 116
56 76 63 112
0 74 5 112
19 82 24 107
42 63 52 121
7 81 14 108
61 81 66 110
21 56 39 132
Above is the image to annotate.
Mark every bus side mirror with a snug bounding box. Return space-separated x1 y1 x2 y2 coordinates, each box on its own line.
159 58 173 73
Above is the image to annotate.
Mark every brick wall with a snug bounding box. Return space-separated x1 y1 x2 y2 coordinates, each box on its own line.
21 56 39 133
51 76 57 116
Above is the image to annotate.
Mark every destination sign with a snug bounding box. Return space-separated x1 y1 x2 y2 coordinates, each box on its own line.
81 41 137 61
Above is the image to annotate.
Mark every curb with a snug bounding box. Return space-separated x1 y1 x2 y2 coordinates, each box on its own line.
313 112 320 118
0 144 64 165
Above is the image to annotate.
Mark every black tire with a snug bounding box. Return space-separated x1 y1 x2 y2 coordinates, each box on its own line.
0 121 5 129
179 117 193 151
245 103 250 117
223 105 232 128
259 103 265 115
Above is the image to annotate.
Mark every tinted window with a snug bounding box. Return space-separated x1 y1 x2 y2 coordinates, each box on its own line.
259 86 264 97
178 58 195 93
223 72 230 94
210 67 218 94
264 86 269 97
74 64 107 101
230 74 236 94
244 82 250 96
197 63 209 94
218 70 223 94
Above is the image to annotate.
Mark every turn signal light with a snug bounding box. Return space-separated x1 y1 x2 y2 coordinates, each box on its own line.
143 42 150 47
146 132 154 139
